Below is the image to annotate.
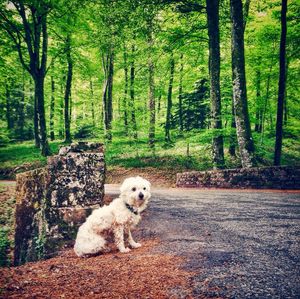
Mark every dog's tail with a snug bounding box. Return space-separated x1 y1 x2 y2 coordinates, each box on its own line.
74 233 106 257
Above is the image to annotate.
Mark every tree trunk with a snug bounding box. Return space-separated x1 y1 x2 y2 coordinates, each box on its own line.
30 79 40 148
206 0 225 169
243 0 251 31
130 44 138 139
102 75 109 138
5 83 13 130
17 72 25 137
229 102 236 156
69 90 72 123
50 75 55 141
148 21 155 148
157 92 162 116
64 34 72 144
261 59 274 141
107 50 114 132
36 11 50 155
1 2 51 154
254 67 262 133
230 0 256 168
178 54 184 134
103 49 114 141
59 81 64 139
102 48 114 141
165 53 175 143
90 80 95 127
34 75 50 156
123 46 129 135
283 58 289 126
274 0 287 166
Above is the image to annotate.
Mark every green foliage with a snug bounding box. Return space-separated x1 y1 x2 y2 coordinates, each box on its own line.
172 78 210 131
0 227 10 267
0 183 15 267
74 124 96 139
0 141 61 169
0 125 10 147
0 0 299 167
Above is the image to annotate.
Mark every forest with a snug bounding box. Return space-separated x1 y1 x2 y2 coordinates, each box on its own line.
0 0 299 171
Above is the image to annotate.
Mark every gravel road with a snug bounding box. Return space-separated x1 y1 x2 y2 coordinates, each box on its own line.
106 186 300 299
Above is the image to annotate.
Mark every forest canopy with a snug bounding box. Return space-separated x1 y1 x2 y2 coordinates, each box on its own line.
0 0 299 170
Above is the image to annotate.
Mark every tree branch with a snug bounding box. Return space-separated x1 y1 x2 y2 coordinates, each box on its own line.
12 1 34 59
41 14 48 74
0 14 31 74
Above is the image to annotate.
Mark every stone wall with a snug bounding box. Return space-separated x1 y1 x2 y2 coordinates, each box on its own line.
14 168 48 265
176 166 300 189
14 142 105 265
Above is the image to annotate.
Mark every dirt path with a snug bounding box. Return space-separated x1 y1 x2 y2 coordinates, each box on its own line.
106 167 177 187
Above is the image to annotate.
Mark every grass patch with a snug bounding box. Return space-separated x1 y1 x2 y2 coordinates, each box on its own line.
0 182 16 267
0 132 299 173
0 141 62 169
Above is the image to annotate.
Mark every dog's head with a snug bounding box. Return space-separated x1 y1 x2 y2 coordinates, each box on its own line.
120 176 151 211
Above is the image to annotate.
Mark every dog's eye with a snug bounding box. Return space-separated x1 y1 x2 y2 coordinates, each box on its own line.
132 187 136 191
143 187 146 190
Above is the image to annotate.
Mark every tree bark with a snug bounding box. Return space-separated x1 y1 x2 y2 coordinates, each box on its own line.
157 92 162 116
50 75 55 141
243 0 251 32
206 0 225 169
261 58 274 141
283 58 289 126
64 34 72 144
254 67 262 133
230 0 256 168
229 102 236 156
274 0 287 166
123 46 129 135
17 72 25 137
35 13 50 156
59 80 64 139
148 20 156 148
130 44 138 139
178 54 184 134
5 83 13 130
107 49 114 139
102 47 114 141
30 79 40 148
90 80 96 127
34 75 50 156
165 53 175 143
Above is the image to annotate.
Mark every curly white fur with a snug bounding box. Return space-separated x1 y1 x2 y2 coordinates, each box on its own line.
74 176 151 257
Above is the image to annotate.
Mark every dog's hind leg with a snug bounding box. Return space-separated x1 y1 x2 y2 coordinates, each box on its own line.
74 233 106 257
127 229 141 249
113 226 131 253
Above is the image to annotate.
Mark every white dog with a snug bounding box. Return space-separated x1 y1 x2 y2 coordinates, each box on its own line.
74 176 151 257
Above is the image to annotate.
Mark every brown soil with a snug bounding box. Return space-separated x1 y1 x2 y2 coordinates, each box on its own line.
106 167 177 187
0 181 16 241
0 172 191 298
0 239 194 299
0 181 15 205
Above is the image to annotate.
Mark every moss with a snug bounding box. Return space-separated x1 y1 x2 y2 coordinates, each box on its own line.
0 228 10 267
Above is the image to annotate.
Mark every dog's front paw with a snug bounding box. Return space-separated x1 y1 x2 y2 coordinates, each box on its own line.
120 247 131 253
131 242 142 249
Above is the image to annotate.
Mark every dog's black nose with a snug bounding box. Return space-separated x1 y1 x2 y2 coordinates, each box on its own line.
138 192 144 199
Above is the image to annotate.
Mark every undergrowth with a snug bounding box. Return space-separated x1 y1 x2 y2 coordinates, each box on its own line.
0 130 299 172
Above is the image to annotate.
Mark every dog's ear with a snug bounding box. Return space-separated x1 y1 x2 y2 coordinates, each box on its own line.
120 178 130 193
144 178 151 189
